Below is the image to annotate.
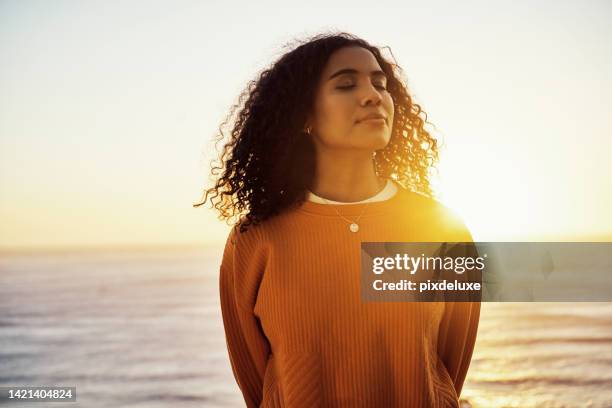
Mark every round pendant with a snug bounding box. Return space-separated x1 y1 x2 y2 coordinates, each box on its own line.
349 223 359 232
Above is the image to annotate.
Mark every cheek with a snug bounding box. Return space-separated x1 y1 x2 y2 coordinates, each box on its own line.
318 95 354 129
384 95 395 120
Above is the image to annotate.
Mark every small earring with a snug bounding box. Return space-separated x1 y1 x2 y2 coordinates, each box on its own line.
305 126 312 135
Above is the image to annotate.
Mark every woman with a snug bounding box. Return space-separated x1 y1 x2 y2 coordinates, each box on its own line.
196 32 480 407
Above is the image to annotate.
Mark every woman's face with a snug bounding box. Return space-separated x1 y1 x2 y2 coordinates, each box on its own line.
307 46 394 152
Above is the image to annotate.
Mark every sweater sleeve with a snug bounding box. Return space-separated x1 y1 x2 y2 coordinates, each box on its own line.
437 299 481 397
436 220 482 398
219 226 271 408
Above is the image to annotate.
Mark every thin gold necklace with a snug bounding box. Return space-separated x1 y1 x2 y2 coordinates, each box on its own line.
318 181 385 233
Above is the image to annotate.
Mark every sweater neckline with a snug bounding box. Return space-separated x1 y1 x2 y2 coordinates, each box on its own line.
296 184 407 216
306 179 397 204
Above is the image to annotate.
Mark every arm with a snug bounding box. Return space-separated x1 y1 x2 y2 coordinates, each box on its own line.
219 226 271 408
437 220 482 397
437 300 481 397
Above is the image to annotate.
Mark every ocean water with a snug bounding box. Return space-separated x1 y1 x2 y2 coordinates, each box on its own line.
0 248 611 408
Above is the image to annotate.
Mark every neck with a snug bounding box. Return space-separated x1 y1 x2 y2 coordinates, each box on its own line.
310 149 385 202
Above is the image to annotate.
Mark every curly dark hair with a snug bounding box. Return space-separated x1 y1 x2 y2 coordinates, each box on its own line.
193 32 439 233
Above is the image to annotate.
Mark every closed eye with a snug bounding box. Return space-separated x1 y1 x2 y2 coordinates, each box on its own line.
336 84 388 91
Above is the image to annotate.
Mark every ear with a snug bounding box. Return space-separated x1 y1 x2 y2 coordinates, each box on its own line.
303 118 313 134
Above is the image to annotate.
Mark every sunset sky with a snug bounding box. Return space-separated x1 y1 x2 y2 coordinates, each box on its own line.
1 0 610 250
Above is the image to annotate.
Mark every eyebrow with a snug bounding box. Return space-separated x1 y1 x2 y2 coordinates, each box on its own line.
327 68 387 81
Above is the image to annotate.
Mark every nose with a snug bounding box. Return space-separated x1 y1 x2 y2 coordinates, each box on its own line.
360 82 383 106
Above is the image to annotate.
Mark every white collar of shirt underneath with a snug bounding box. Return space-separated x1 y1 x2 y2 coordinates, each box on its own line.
306 179 398 205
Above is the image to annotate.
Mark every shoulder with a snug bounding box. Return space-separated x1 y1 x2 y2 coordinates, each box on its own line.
394 185 474 242
224 202 309 247
222 214 278 258
221 217 272 284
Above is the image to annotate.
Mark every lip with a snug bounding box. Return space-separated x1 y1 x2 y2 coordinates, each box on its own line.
357 113 387 124
359 118 386 124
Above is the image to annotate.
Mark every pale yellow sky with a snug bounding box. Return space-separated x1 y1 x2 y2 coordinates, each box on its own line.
1 0 610 250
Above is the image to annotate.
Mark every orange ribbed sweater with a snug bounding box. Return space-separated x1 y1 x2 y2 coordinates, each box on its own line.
219 185 480 407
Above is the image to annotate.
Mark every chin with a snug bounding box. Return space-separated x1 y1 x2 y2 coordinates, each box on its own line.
360 132 391 150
